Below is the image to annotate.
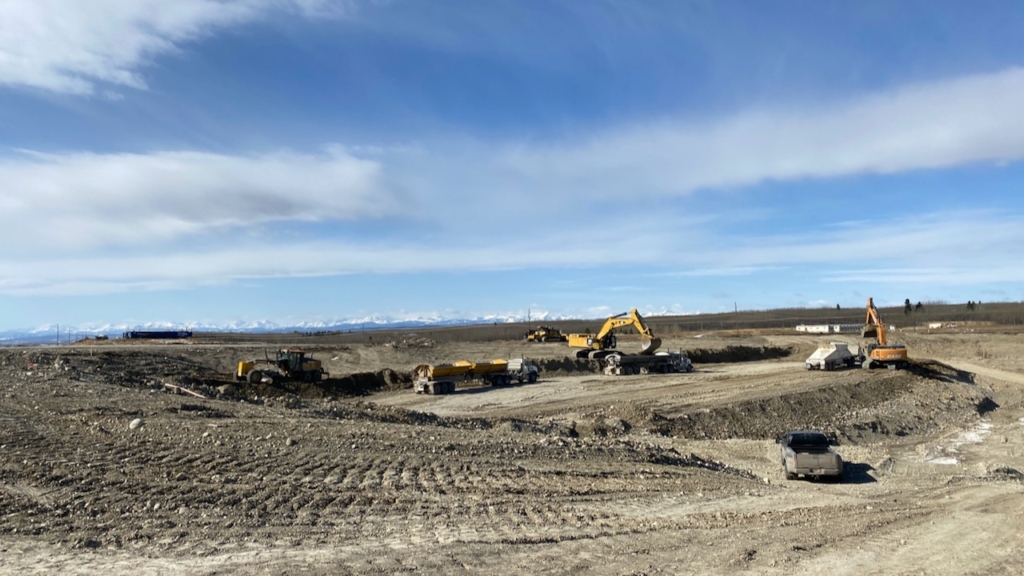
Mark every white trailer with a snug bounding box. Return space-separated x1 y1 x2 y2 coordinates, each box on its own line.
805 342 858 371
413 358 540 394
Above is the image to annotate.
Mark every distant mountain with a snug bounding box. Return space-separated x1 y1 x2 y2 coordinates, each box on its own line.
0 312 579 345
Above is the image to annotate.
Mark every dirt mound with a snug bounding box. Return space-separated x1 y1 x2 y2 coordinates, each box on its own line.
232 369 413 400
530 347 791 376
638 372 994 444
535 357 602 375
906 359 975 384
2 349 224 392
685 345 793 364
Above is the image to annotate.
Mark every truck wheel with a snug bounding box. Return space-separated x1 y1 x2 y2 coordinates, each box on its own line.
528 373 537 384
785 471 796 480
247 370 263 384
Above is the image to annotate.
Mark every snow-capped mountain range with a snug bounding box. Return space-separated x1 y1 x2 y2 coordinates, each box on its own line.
0 311 584 345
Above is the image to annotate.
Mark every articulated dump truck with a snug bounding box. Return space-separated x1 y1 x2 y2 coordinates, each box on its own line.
413 358 540 394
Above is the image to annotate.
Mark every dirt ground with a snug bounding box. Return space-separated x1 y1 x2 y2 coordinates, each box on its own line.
1 331 1022 574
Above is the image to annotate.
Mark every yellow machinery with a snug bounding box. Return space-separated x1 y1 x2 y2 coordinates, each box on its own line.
237 349 327 384
861 298 909 369
525 326 568 342
567 308 662 359
413 358 539 394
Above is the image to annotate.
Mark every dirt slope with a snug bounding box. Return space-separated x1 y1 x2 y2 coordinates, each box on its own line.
1 334 1022 574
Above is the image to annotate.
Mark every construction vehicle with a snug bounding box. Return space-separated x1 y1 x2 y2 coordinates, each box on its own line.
602 351 692 375
777 430 844 481
525 326 568 342
861 298 909 369
567 308 662 359
567 309 691 375
236 349 328 384
805 342 858 370
413 358 540 394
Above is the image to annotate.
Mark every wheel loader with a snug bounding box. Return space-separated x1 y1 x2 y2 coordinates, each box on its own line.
236 349 328 384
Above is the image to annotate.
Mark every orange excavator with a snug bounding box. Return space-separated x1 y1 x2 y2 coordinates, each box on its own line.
861 298 909 369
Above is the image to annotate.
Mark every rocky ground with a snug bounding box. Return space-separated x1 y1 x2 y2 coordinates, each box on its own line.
1 331 1022 574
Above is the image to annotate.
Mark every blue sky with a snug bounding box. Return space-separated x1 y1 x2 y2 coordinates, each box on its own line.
2 0 1023 330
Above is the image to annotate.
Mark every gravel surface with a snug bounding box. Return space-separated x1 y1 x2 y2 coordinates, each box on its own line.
1 332 1022 574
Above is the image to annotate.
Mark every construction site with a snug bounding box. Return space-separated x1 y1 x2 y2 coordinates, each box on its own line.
1 301 1023 574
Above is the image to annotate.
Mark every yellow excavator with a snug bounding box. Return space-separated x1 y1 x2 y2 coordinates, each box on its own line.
567 308 662 359
861 298 909 369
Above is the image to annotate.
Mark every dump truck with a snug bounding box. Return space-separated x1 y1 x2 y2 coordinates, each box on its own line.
413 358 540 394
525 326 568 342
805 342 858 370
602 351 692 375
777 430 844 481
236 349 327 384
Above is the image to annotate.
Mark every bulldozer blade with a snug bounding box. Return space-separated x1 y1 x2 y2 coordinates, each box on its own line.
640 336 662 355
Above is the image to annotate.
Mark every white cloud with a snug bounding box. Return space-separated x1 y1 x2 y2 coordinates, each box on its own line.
498 67 1024 197
4 67 1024 296
0 0 348 94
1 210 1021 296
0 148 397 250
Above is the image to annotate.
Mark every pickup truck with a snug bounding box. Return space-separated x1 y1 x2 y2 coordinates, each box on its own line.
777 430 843 481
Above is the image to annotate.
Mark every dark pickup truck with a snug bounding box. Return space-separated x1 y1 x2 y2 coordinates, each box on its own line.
777 430 844 481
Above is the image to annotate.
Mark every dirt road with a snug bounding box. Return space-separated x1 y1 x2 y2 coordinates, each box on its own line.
1 333 1021 574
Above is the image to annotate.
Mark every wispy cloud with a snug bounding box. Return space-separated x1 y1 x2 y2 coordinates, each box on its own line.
4 67 1024 295
1 210 1020 296
498 67 1024 197
0 0 350 95
0 147 397 251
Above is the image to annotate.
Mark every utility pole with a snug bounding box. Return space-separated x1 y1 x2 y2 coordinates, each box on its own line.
56 323 59 345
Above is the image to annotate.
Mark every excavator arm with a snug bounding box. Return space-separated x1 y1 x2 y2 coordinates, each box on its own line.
569 308 661 355
862 297 888 345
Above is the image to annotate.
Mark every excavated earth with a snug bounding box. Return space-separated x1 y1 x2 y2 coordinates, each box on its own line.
1 331 1023 574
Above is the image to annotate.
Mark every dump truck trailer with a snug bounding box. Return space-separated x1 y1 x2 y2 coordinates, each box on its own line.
601 351 693 375
414 358 540 394
805 342 858 370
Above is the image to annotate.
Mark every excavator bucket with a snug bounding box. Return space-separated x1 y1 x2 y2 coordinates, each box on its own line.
640 336 662 355
861 325 878 339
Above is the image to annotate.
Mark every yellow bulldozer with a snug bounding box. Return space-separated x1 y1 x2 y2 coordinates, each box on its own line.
525 326 568 342
236 349 328 384
567 308 662 359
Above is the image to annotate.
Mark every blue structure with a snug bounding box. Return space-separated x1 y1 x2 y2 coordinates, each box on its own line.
122 330 193 340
